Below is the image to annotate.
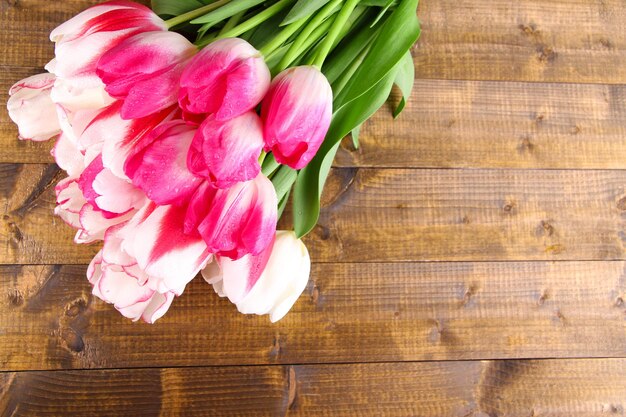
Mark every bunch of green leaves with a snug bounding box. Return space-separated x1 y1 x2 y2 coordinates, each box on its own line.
152 0 420 238
292 0 419 237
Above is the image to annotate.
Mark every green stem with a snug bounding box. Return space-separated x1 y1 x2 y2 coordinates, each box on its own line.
313 0 360 68
259 16 308 57
258 150 267 165
332 37 373 95
277 0 343 71
198 0 294 46
218 10 246 35
165 0 232 29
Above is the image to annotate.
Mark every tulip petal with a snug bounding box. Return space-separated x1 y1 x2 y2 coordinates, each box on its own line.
190 112 264 189
55 177 86 229
52 134 85 178
178 38 270 122
125 120 202 205
197 174 277 259
202 231 311 322
7 73 61 142
96 31 195 119
93 102 176 180
120 203 211 294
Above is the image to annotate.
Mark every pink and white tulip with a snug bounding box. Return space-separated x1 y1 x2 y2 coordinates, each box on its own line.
7 73 61 141
117 202 212 294
88 250 176 324
48 0 166 110
54 176 138 244
203 231 310 322
185 174 277 260
261 65 333 169
57 100 177 179
97 31 196 119
178 38 270 123
78 155 146 218
187 112 264 189
125 120 203 205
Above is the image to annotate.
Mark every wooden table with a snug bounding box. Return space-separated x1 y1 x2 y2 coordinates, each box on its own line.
2 1 626 415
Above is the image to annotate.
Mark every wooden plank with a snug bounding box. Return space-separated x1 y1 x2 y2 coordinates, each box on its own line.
4 78 626 171
3 164 626 264
335 80 626 169
2 262 625 370
2 359 626 416
2 0 625 84
415 0 626 84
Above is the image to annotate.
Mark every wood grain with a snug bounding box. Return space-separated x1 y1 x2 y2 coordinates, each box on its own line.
415 0 626 83
335 80 626 169
2 262 625 370
2 359 626 416
3 164 626 264
3 0 625 83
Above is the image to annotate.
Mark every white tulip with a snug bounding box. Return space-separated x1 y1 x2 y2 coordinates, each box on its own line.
203 230 311 322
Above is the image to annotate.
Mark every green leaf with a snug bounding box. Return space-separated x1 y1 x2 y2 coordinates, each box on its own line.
190 0 266 24
151 0 210 16
360 0 395 5
247 8 291 49
281 0 331 26
293 66 398 238
277 188 291 219
322 12 381 85
271 165 297 203
261 153 280 177
333 0 420 109
351 124 361 149
369 0 395 27
392 50 414 118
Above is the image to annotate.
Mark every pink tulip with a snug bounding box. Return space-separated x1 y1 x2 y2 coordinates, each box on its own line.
48 1 166 108
187 112 264 189
88 249 176 324
203 231 310 322
57 100 177 179
261 66 333 169
184 174 277 260
7 73 61 141
97 31 196 120
116 202 212 294
125 120 203 205
178 38 270 123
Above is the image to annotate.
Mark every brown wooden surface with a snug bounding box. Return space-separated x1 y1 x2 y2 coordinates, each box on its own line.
2 0 626 415
2 359 626 416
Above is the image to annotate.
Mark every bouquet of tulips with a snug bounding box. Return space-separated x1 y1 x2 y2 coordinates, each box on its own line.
7 0 420 323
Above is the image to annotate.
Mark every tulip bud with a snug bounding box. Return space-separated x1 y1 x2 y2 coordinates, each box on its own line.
179 38 270 123
7 73 61 141
187 112 264 189
261 66 333 169
203 231 310 322
97 31 196 119
185 174 277 260
125 120 203 206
